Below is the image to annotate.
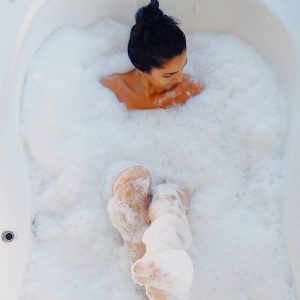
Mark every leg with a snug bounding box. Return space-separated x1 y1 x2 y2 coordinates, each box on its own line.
107 165 151 259
131 184 193 299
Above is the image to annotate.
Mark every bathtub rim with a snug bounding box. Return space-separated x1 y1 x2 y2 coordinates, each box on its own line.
0 0 300 299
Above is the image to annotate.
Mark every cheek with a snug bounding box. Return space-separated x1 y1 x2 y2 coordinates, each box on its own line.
158 76 172 85
153 75 169 86
149 72 171 87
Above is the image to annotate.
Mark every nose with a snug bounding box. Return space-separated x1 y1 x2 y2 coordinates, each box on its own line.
172 72 183 84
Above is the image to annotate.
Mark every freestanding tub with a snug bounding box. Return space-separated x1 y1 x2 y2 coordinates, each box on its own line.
0 0 299 299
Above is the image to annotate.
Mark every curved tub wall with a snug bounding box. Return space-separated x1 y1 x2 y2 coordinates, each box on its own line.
0 3 36 300
0 1 299 299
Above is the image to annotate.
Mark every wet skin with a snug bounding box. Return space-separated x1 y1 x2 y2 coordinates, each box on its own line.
100 51 203 109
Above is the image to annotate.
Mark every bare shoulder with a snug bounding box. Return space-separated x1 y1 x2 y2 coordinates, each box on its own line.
100 74 123 91
100 72 140 109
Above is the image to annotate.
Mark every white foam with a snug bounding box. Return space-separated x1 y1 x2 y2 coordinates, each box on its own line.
142 213 192 253
132 250 194 300
20 17 296 300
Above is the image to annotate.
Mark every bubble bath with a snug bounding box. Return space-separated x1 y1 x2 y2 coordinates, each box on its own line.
19 18 296 299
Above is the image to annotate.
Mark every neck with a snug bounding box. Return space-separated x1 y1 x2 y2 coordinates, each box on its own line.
134 69 165 97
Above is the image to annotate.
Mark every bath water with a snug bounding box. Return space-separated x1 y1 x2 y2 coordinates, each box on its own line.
20 18 296 300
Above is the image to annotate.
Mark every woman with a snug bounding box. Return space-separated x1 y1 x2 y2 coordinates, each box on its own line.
101 0 203 109
103 1 198 299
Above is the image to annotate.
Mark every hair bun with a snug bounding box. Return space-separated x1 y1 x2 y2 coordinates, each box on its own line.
135 0 163 27
150 0 159 9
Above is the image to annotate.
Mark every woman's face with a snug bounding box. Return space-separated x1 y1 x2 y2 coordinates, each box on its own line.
145 51 187 91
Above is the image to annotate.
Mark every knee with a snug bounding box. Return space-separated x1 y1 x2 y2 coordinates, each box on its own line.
113 165 151 194
121 165 151 182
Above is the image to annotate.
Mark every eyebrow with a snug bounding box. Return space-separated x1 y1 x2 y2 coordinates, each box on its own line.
163 59 188 76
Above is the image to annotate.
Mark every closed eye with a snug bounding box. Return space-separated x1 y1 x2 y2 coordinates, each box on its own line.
162 59 188 78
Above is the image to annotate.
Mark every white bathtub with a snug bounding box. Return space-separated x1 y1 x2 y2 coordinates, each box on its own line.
0 0 299 299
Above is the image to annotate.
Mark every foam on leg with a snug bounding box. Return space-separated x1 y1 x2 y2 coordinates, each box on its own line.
107 164 152 258
132 251 193 300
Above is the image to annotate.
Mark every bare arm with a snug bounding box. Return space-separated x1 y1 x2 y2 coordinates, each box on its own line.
151 76 204 108
100 74 204 110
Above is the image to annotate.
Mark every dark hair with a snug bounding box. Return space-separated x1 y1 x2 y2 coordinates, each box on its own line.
128 0 186 73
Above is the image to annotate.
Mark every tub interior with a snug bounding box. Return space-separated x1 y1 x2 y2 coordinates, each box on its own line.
1 0 300 299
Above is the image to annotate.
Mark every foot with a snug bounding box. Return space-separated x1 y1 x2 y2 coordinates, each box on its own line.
146 287 169 300
131 258 173 288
